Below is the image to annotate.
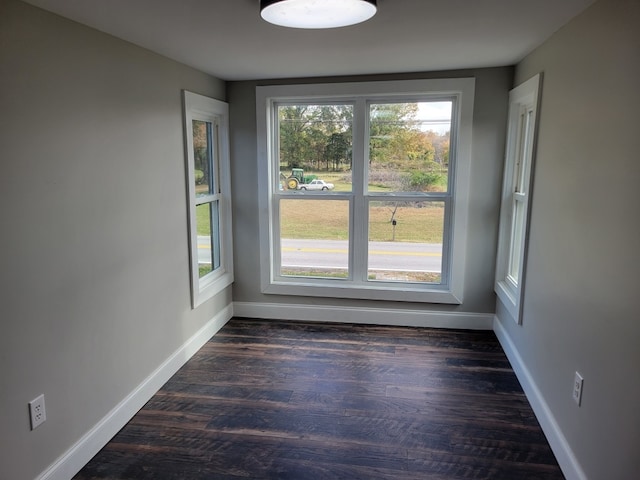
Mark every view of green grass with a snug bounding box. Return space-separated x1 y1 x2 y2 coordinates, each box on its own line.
281 199 443 243
196 172 445 242
280 268 349 279
280 199 350 240
279 268 441 283
195 202 214 236
199 264 212 277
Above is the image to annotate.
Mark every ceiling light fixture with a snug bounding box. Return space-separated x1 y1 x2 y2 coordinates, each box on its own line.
260 0 377 29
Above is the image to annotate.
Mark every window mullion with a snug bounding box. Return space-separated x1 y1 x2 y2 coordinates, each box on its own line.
439 196 452 287
273 197 282 278
351 97 368 283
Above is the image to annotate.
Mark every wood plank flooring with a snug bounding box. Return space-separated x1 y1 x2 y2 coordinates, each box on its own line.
73 318 564 479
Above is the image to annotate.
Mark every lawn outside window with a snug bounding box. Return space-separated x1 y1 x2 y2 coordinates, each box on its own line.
256 79 475 304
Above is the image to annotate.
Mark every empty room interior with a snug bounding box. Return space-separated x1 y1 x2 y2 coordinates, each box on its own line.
1 0 638 479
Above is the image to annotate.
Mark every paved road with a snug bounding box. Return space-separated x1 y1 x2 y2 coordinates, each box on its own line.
281 238 442 272
198 236 442 273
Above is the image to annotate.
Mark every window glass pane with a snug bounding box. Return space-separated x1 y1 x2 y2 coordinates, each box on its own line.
515 109 533 194
210 200 221 271
368 201 444 283
196 202 220 278
277 104 352 192
192 120 214 197
280 199 349 278
508 200 525 283
369 101 451 193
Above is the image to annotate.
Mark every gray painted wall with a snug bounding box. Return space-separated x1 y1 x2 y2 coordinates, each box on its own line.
0 2 229 479
497 0 640 478
228 67 513 315
8 0 636 478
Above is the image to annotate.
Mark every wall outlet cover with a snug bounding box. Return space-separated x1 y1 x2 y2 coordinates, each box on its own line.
572 372 584 406
29 394 46 430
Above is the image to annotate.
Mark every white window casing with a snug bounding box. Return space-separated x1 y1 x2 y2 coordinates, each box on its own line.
256 79 475 304
183 91 234 308
495 74 542 323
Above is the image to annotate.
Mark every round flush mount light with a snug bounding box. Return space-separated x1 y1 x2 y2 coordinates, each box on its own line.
260 0 377 29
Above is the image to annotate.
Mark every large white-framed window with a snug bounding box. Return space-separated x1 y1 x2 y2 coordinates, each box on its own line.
495 74 541 323
256 79 475 304
183 91 233 308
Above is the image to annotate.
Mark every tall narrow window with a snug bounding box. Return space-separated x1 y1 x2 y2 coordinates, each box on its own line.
276 104 353 280
366 101 452 285
257 79 475 304
183 91 233 307
192 120 221 277
495 74 541 323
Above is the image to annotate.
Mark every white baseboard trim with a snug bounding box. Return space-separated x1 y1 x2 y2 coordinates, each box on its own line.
493 315 587 480
37 304 234 480
233 301 493 330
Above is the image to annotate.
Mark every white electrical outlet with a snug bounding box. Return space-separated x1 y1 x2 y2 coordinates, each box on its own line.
572 372 584 406
29 394 46 430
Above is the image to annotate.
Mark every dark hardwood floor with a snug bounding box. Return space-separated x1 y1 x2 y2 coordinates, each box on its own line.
73 318 564 479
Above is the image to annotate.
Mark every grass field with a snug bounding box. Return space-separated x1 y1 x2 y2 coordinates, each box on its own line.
280 267 441 283
195 173 444 282
194 172 445 242
280 199 444 243
278 171 445 243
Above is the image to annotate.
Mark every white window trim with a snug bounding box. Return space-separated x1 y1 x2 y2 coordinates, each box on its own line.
256 78 475 304
183 91 234 308
495 74 541 323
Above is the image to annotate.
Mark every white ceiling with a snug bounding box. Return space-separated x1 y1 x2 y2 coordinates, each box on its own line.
23 0 596 81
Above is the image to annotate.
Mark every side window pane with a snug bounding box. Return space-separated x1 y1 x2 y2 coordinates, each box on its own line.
196 203 213 278
368 201 444 284
280 199 349 278
515 109 533 194
210 200 221 271
277 104 353 192
184 91 233 308
494 74 540 323
368 101 451 193
508 200 525 283
192 120 214 197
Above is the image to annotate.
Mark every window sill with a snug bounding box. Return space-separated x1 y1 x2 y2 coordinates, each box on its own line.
193 270 234 308
263 280 462 304
495 280 520 324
